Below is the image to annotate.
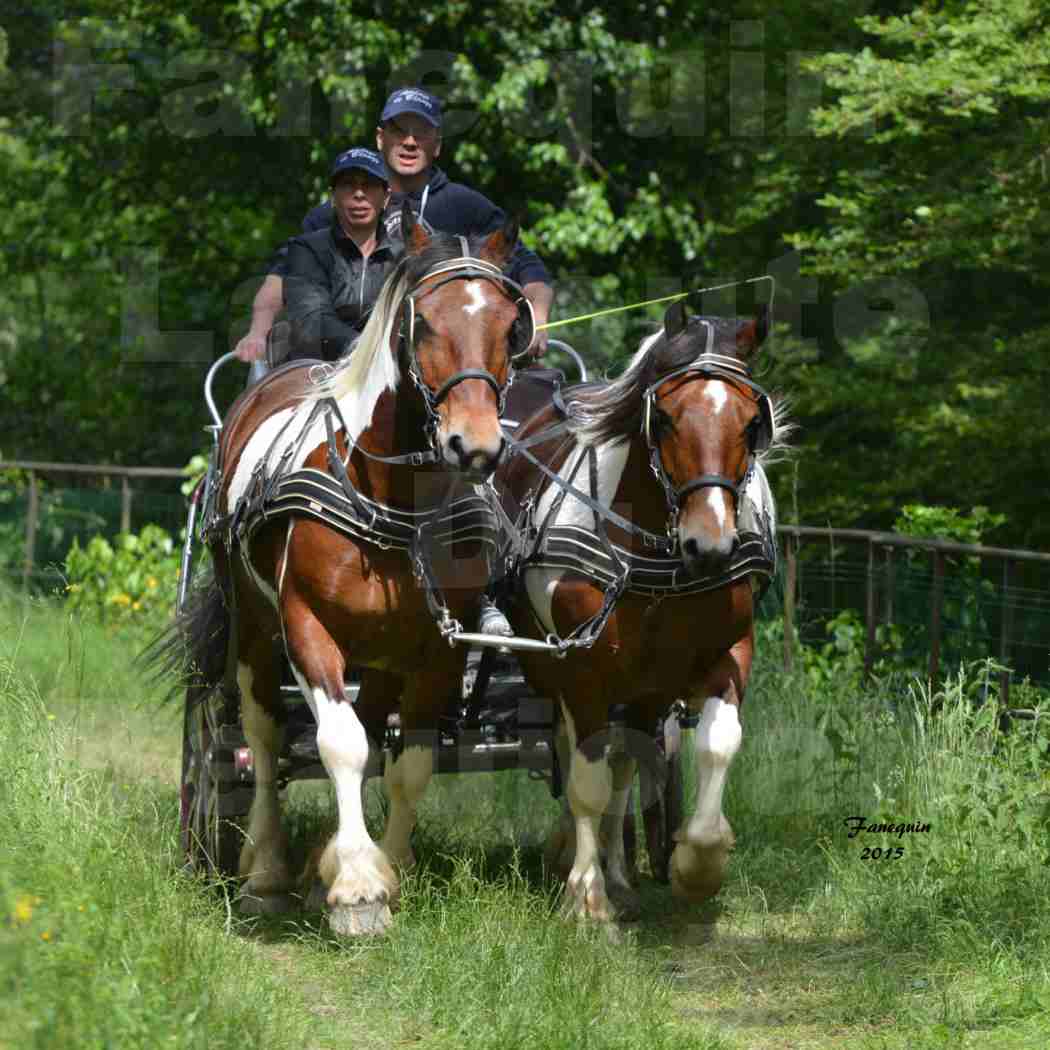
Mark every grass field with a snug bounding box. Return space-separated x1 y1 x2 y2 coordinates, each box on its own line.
3 589 1050 1049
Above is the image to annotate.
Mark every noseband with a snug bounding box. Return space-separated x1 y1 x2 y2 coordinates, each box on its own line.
399 240 533 452
641 321 774 547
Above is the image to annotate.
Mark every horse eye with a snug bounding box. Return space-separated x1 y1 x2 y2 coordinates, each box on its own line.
653 409 674 432
509 318 526 352
746 416 761 447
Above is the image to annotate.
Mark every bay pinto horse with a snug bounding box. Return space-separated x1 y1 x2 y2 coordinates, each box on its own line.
171 208 528 936
496 302 787 922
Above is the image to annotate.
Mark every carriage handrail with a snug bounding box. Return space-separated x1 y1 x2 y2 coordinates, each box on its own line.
547 339 588 382
205 351 240 429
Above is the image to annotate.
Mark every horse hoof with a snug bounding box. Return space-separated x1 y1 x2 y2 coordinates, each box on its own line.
328 901 392 938
238 891 293 916
608 886 641 923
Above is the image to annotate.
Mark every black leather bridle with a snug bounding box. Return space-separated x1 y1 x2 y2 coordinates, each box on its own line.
398 243 534 457
641 322 774 546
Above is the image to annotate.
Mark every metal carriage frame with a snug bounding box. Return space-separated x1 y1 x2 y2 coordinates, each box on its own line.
177 342 686 886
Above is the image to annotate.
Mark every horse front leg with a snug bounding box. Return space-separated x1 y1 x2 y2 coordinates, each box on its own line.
237 640 294 913
670 641 750 903
378 670 453 871
543 713 576 880
601 751 640 919
560 701 617 923
377 672 459 869
284 607 398 937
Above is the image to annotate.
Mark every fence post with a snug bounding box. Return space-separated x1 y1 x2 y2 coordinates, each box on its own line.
883 546 895 624
22 469 39 590
929 550 944 687
120 475 133 534
783 537 797 671
999 559 1013 709
864 537 877 676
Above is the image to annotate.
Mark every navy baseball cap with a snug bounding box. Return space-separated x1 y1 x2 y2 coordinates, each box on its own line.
330 147 389 184
380 88 442 129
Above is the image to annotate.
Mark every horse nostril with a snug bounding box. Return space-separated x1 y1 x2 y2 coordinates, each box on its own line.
681 537 700 561
448 433 465 464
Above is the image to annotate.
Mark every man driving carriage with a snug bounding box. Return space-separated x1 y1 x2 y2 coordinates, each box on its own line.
235 87 553 364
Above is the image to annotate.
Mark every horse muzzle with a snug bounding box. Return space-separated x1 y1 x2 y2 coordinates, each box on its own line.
442 430 506 479
680 531 739 579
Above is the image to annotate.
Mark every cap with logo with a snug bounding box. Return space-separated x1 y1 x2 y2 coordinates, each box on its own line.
330 147 389 185
380 88 442 129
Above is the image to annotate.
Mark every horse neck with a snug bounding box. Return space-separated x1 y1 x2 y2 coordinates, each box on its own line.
605 434 673 541
345 385 453 510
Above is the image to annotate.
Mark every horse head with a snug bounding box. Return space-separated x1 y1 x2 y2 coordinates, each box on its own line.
399 202 527 478
646 301 771 578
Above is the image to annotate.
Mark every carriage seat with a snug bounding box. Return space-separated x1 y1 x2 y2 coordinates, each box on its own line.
501 367 566 430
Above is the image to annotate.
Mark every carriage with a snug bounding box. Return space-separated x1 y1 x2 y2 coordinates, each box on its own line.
176 339 688 887
162 214 782 932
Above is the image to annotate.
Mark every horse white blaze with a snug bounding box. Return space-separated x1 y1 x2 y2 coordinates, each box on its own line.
462 280 487 317
686 696 741 845
238 663 290 895
702 381 729 413
380 744 434 868
705 487 729 531
291 666 396 908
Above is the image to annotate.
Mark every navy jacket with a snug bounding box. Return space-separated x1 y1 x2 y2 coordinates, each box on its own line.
272 167 550 288
283 216 403 361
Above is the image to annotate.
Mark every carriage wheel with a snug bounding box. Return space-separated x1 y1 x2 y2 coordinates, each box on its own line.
180 688 250 879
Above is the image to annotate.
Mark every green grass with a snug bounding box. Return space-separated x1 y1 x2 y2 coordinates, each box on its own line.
3 589 1050 1048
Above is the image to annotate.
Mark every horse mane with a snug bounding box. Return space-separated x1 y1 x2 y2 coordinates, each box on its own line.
566 316 793 464
300 230 489 442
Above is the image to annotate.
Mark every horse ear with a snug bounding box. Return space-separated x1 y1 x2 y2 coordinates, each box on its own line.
402 201 429 254
735 305 769 359
480 216 519 267
663 301 688 340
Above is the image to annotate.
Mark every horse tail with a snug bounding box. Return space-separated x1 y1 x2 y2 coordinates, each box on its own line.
140 570 230 709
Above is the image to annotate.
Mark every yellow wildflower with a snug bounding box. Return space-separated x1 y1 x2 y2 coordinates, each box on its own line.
146 576 158 590
11 894 40 925
41 930 52 942
132 601 142 611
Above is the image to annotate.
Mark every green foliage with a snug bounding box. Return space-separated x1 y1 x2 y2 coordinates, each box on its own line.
797 608 906 687
63 524 179 630
893 503 1007 547
181 452 210 497
0 650 312 1050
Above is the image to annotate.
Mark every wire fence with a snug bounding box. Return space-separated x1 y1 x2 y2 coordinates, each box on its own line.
3 461 1049 696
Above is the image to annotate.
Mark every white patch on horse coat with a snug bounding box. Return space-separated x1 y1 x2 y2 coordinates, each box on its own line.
462 280 486 317
563 736 614 919
227 404 328 513
289 665 390 900
687 697 741 843
523 440 631 634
